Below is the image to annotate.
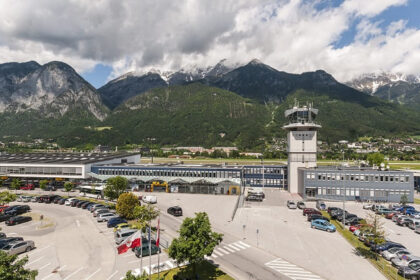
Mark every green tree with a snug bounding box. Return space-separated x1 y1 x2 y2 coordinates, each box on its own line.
104 176 128 200
10 178 21 192
400 194 408 205
116 193 140 219
132 204 160 229
39 180 48 191
359 212 386 259
0 191 17 205
64 182 74 196
367 152 385 167
169 212 223 276
0 250 38 280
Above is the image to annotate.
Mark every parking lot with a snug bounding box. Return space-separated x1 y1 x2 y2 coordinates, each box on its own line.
1 201 172 280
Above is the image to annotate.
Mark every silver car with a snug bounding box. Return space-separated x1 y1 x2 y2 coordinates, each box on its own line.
391 254 420 268
2 240 35 255
287 200 297 209
93 208 111 217
114 228 137 244
97 213 117 222
382 248 410 261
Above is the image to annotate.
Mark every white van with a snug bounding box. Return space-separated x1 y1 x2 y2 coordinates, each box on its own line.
115 228 137 244
142 195 157 204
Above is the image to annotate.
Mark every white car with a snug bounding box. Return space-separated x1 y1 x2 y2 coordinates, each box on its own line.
362 204 373 210
410 213 420 220
382 248 410 261
65 198 77 206
287 200 297 209
391 255 420 268
142 195 157 204
97 213 117 222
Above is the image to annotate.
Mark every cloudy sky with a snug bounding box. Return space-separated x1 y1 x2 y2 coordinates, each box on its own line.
0 0 419 87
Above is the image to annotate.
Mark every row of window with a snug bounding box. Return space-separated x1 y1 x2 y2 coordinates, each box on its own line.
245 178 286 186
96 168 241 178
317 187 410 197
243 167 285 175
306 173 410 183
0 166 82 176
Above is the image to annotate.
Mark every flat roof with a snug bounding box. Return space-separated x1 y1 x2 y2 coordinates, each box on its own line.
0 152 139 164
94 163 286 169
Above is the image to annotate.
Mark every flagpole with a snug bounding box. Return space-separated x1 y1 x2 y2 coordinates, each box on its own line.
140 228 143 275
157 218 160 279
148 225 152 280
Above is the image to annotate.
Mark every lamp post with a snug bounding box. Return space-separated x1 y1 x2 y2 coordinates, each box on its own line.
342 150 346 227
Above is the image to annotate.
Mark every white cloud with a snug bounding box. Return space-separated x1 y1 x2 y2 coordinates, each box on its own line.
0 0 418 83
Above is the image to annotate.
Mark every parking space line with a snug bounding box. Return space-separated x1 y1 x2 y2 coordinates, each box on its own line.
39 262 51 270
57 265 67 271
40 274 54 280
128 260 140 264
63 267 85 280
76 220 80 227
105 270 118 280
85 268 101 280
27 256 44 266
28 245 52 256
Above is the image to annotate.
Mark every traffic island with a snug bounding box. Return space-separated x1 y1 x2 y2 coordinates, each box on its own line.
22 212 55 229
149 261 233 280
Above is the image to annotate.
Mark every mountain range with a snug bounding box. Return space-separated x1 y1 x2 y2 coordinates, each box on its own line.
0 59 419 149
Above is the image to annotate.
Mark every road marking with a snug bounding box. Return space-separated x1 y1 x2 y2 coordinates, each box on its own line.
217 248 230 254
76 220 80 227
165 260 174 268
39 263 51 270
211 253 218 258
27 256 44 266
28 245 52 256
57 265 67 271
105 270 118 280
129 260 140 264
231 242 247 249
63 267 85 280
226 244 241 251
40 274 54 280
223 246 236 253
265 258 323 280
237 241 250 248
123 253 135 258
85 268 101 280
8 232 17 235
213 249 224 257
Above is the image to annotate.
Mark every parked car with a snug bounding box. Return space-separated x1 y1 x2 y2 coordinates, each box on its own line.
376 208 394 215
374 241 406 253
392 255 420 269
382 247 411 261
97 213 117 222
65 198 78 206
17 196 32 202
363 204 373 210
0 237 24 249
71 200 81 207
90 204 107 212
6 215 32 226
20 184 35 190
76 200 86 208
0 205 9 213
30 196 38 203
58 198 67 205
167 206 183 217
385 211 399 219
344 216 362 226
297 201 306 209
82 202 94 209
303 208 321 216
410 212 420 220
93 208 111 217
287 201 297 209
142 195 157 204
245 195 263 202
415 224 420 234
397 217 413 227
398 261 420 279
5 205 30 215
134 242 160 257
408 219 420 230
311 219 336 232
1 240 34 255
393 213 406 223
330 209 348 220
327 207 340 214
0 233 5 239
107 217 127 228
316 201 326 211
52 196 62 204
307 214 329 222
114 223 133 232
115 228 137 244
0 213 16 222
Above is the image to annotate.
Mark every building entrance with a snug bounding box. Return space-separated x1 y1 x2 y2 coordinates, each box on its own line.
305 188 317 198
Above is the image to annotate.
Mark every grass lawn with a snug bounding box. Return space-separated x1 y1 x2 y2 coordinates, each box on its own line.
150 261 233 280
414 198 420 205
321 212 405 280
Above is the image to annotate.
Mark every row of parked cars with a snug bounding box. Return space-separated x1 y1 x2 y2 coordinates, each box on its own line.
291 201 337 233
0 233 35 255
0 204 32 225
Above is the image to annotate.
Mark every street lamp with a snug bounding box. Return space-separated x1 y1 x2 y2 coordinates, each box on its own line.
342 150 346 227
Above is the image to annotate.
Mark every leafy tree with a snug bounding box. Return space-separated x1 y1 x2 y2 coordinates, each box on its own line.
104 176 128 200
0 191 17 205
0 250 38 280
122 271 149 280
400 194 408 205
10 178 21 192
116 193 140 219
39 180 48 191
367 152 385 167
359 212 386 259
132 204 160 229
169 212 223 276
64 182 74 196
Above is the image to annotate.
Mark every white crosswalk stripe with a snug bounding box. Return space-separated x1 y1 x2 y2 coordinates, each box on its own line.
265 258 323 280
207 241 251 260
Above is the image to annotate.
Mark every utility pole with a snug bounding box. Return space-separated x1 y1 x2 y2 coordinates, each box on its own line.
342 150 346 227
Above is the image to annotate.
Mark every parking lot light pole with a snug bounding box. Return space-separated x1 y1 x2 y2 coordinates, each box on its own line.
342 151 346 227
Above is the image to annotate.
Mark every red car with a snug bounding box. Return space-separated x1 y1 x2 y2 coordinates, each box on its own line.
385 212 397 219
303 208 321 216
0 205 9 212
349 225 361 232
20 184 35 190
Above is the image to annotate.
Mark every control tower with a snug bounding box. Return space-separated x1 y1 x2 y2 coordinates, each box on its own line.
283 102 321 194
